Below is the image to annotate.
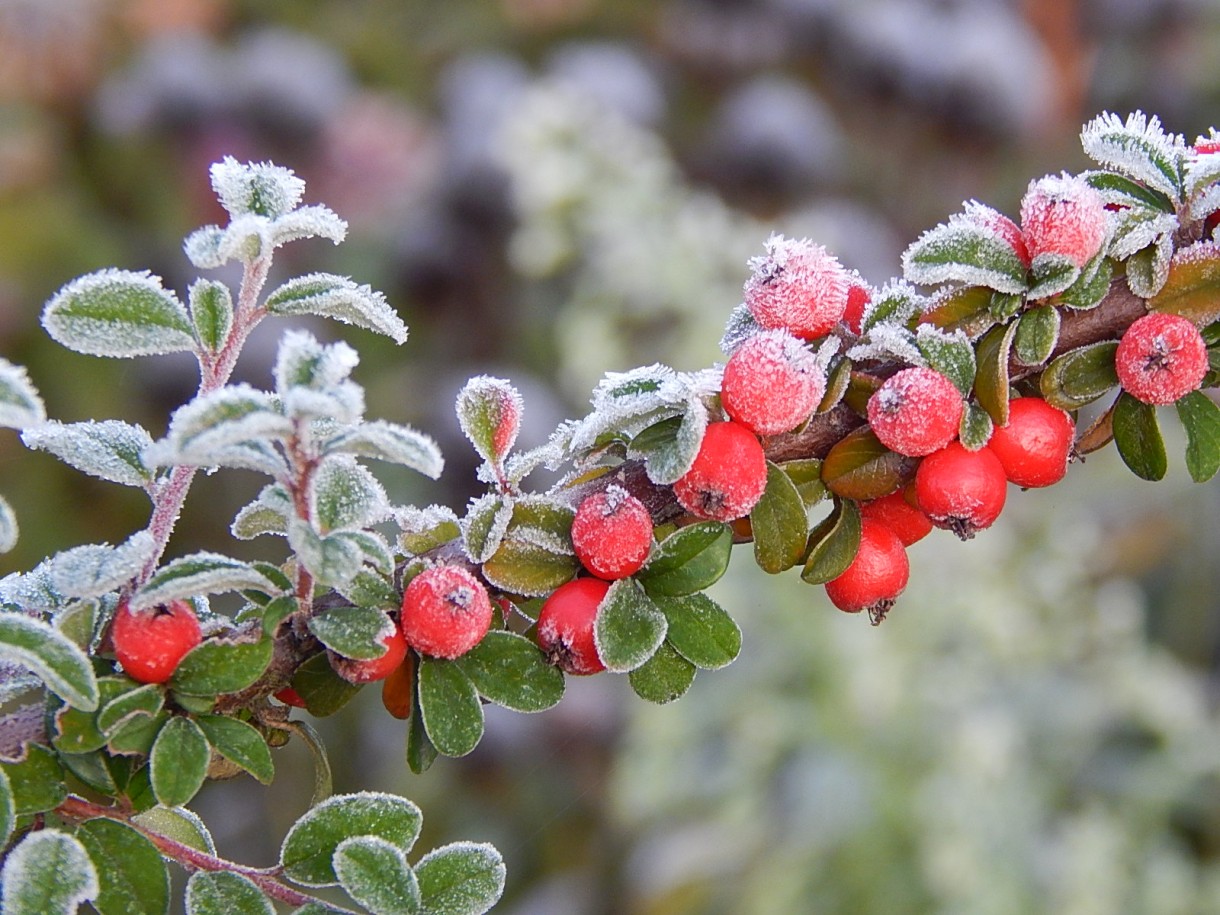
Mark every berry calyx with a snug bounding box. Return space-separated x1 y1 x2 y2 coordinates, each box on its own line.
401 565 494 659
1115 312 1209 405
721 329 826 435
536 577 610 675
1019 173 1108 268
825 519 909 625
915 442 1008 540
672 421 769 522
743 234 851 341
331 625 408 684
572 485 654 580
987 397 1075 488
859 485 933 546
867 366 964 457
111 599 203 684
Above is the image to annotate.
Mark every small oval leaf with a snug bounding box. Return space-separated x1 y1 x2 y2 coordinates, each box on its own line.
1176 390 1220 482
195 715 275 785
973 320 1018 425
594 578 668 673
629 641 696 704
42 269 195 358
185 871 274 915
334 836 421 915
455 630 564 713
654 593 741 670
418 658 485 758
1113 392 1168 481
150 716 209 807
0 829 98 915
415 841 505 915
801 500 863 585
170 635 273 697
1013 304 1061 366
821 427 915 501
75 818 169 915
1149 241 1220 324
750 462 809 574
637 522 733 598
0 613 98 711
1040 341 1120 410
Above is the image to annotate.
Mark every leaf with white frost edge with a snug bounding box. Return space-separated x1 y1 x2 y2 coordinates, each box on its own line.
414 841 506 915
334 836 422 915
210 157 305 220
324 420 444 479
148 385 292 466
49 531 156 599
274 330 360 393
133 552 277 610
1081 111 1187 201
264 273 408 344
0 613 99 710
185 871 274 915
311 456 390 533
42 269 196 358
189 279 234 353
0 495 16 553
268 204 348 249
287 518 364 588
0 358 44 429
183 226 226 270
22 419 155 488
0 829 99 915
231 483 293 540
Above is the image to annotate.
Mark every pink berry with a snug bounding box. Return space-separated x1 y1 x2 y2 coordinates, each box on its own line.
867 367 964 457
112 599 202 684
915 442 1007 541
672 421 769 522
1115 312 1209 405
988 397 1075 488
330 625 409 685
572 485 654 580
743 235 851 341
536 577 609 675
1019 174 1108 268
721 330 826 435
824 519 909 624
401 565 494 659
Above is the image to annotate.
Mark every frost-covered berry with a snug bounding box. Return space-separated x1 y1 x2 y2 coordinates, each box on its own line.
867 367 964 457
824 519 909 624
331 625 408 685
859 485 933 546
673 421 769 522
112 599 202 684
721 329 826 435
1019 174 1108 268
401 565 493 659
915 442 1007 540
988 397 1075 488
536 577 609 675
743 235 851 340
572 485 654 580
1115 312 1209 406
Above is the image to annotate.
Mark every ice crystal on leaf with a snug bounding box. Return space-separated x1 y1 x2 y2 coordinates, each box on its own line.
210 157 306 221
902 207 1030 294
719 304 761 356
848 322 925 367
310 456 391 534
49 532 156 600
862 280 926 334
1186 130 1220 203
148 385 293 471
22 420 156 489
0 358 45 430
324 421 443 480
133 552 277 610
1080 111 1188 202
263 274 404 344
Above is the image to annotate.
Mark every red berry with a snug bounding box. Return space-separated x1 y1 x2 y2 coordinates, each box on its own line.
867 367 964 457
572 485 654 580
842 282 872 335
1115 312 1209 405
1020 174 1107 268
112 599 203 684
859 485 933 546
672 421 768 522
988 397 1075 488
331 625 408 684
915 442 1007 540
721 330 826 435
825 519 909 624
536 577 610 675
275 687 308 708
401 565 493 659
743 235 851 341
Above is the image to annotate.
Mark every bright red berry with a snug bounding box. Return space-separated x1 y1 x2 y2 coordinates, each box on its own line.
988 397 1075 488
743 235 851 341
401 565 493 659
331 625 408 685
572 485 654 580
915 442 1007 540
274 686 308 708
536 577 610 675
841 281 872 335
1019 173 1107 268
867 367 964 457
721 330 826 435
859 485 933 546
672 421 769 522
825 519 909 625
1115 312 1209 405
111 599 202 684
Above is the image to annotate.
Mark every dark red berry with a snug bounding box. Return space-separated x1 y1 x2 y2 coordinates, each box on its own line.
673 421 768 522
536 577 610 675
915 442 1007 540
988 397 1075 488
112 599 203 684
825 519 909 625
1115 312 1208 405
572 485 653 580
401 565 493 659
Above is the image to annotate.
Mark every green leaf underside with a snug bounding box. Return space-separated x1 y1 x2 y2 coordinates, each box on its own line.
802 499 863 585
595 578 668 673
150 716 209 807
418 658 485 757
75 818 169 915
480 538 579 597
779 458 827 507
638 522 732 597
189 279 234 353
0 613 98 711
904 223 1028 293
0 829 98 915
195 715 275 784
455 631 564 712
263 273 408 344
1176 391 1220 482
629 642 696 704
751 462 809 574
1014 305 1061 366
334 836 422 915
415 842 506 915
1113 393 1168 481
291 652 362 717
185 871 274 915
170 636 274 696
821 428 913 502
1040 341 1120 410
654 593 742 669
407 672 438 776
131 806 215 855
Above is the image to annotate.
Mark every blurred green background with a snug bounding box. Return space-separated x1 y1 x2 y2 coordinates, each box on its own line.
4 0 1220 911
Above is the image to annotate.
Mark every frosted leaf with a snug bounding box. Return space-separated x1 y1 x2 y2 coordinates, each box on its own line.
505 523 575 557
863 280 925 334
396 504 461 557
189 279 234 353
183 226 226 270
503 443 556 485
22 419 155 488
915 325 976 397
679 367 724 399
0 612 98 711
590 363 683 413
283 382 365 427
1080 111 1187 201
0 495 15 554
813 336 841 374
1125 233 1174 298
332 530 395 577
456 376 523 468
333 835 420 915
719 303 761 356
132 552 278 610
561 363 689 455
324 420 443 479
1188 184 1220 223
1109 208 1178 261
413 841 506 915
186 871 274 915
49 531 156 599
264 273 407 344
268 204 348 249
311 456 390 534
150 385 291 466
0 561 66 616
230 484 293 540
216 213 271 264
287 518 364 588
0 829 99 915
461 493 514 564
0 358 44 429
274 330 359 396
1186 133 1220 198
42 269 196 359
131 806 216 856
847 322 924 367
631 395 709 486
902 210 1029 294
210 157 305 220
186 440 291 478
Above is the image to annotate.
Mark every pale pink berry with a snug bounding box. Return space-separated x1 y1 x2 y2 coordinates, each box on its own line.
867 367 964 457
743 235 851 341
673 421 768 522
572 486 654 580
1115 313 1209 405
721 330 826 435
1019 174 1108 268
963 201 1031 268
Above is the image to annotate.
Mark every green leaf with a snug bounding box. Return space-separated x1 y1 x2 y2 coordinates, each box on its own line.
1013 305 1061 366
455 630 564 713
915 326 976 397
97 683 164 735
58 749 118 794
779 458 827 507
455 376 522 468
653 593 741 670
1126 241 1173 298
917 284 995 337
195 715 275 784
291 652 362 717
134 552 277 610
1028 253 1080 300
264 272 408 344
631 405 708 486
415 842 505 915
280 791 423 887
334 836 421 915
107 710 168 757
750 462 809 574
902 218 1029 294
418 658 485 757
153 385 292 467
21 419 154 488
53 677 130 754
0 766 13 848
150 716 209 807
1059 254 1112 310
0 613 98 710
189 279 234 353
41 269 195 358
462 494 512 565
958 402 995 451
1113 393 1168 480
308 606 395 661
629 641 696 704
312 458 389 534
1085 169 1176 213
0 829 98 915
2 742 66 814
801 499 863 585
324 420 443 479
131 805 216 854
973 320 1019 426
594 578 668 673
480 538 579 598
637 521 732 598
75 818 169 915
1081 111 1186 201
820 427 914 501
1148 241 1220 325
185 871 274 915
1040 341 1120 410
406 676 438 776
170 634 273 696
287 520 365 589
0 357 45 429
1176 390 1220 482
